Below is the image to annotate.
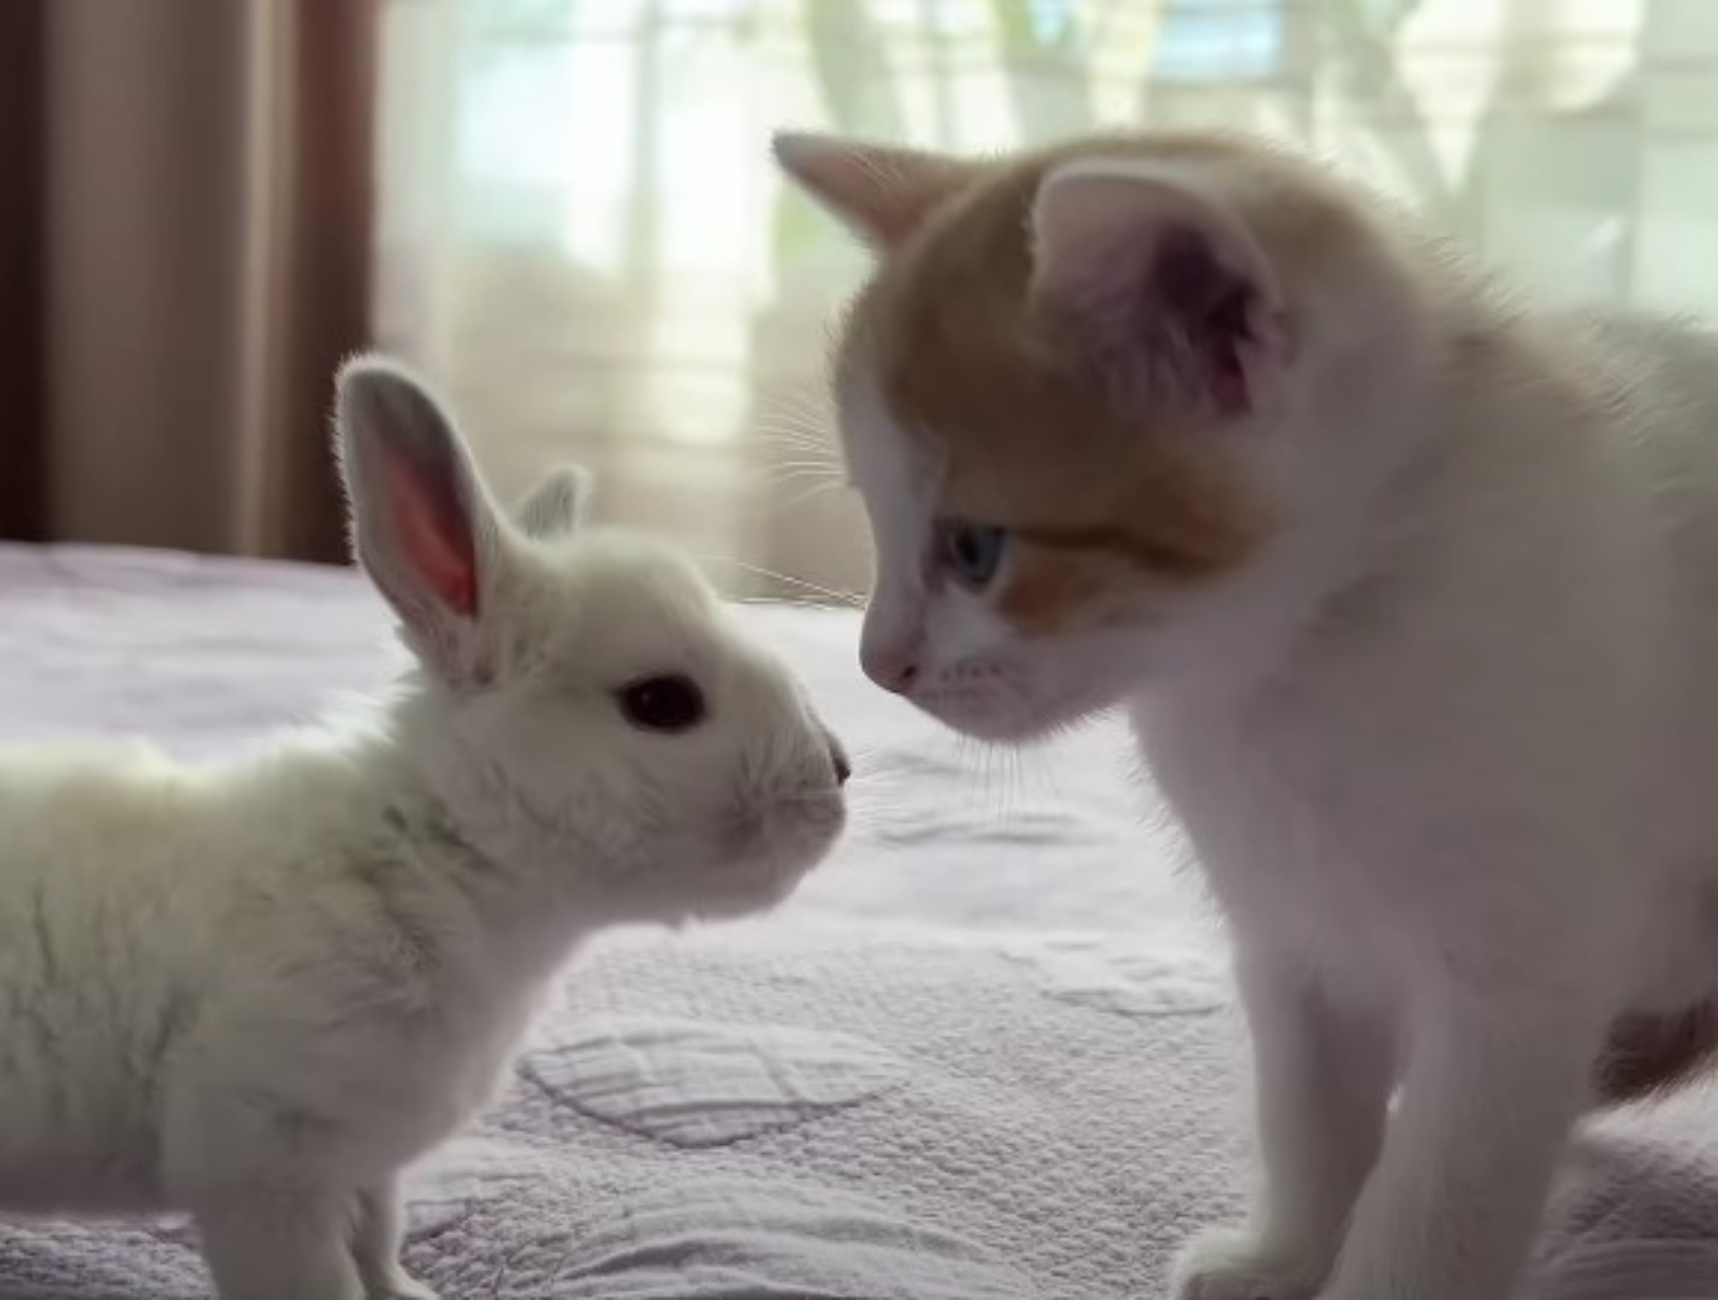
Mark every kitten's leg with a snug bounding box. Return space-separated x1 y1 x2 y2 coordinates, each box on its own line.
1175 951 1393 1300
193 1187 364 1300
1316 987 1599 1300
351 1180 439 1300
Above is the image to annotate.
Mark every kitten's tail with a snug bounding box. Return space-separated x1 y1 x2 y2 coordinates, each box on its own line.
1528 1241 1718 1300
1592 1000 1718 1106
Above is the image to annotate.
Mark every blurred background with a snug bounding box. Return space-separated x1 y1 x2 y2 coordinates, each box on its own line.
2 0 1716 601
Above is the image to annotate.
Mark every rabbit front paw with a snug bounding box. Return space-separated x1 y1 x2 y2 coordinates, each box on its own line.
368 1277 439 1300
1172 1226 1325 1300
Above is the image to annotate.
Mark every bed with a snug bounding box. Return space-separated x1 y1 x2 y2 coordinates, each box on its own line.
0 541 1714 1299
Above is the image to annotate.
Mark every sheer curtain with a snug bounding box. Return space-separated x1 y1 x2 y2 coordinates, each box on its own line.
373 0 1718 600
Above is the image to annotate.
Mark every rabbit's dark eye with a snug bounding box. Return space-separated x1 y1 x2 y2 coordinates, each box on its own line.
617 674 706 734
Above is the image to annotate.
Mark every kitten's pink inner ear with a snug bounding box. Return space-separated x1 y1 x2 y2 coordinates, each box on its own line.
384 449 479 618
773 132 973 250
1031 165 1283 413
1032 170 1170 287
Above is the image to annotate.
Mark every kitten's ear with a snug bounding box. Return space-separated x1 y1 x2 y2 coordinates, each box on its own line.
772 131 973 251
514 464 592 541
1029 160 1288 416
334 355 513 685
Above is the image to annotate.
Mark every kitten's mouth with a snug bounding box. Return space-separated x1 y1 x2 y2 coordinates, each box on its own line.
911 679 1114 746
923 708 1044 745
910 687 1057 745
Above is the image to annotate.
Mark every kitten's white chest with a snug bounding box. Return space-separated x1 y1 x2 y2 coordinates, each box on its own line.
1135 707 1412 993
1127 690 1546 1002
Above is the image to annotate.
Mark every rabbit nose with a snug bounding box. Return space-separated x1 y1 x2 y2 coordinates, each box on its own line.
826 735 852 786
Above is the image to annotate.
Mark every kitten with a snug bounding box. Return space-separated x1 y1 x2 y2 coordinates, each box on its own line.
774 128 1718 1300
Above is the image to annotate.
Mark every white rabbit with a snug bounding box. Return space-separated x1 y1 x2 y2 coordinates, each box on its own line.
0 356 850 1299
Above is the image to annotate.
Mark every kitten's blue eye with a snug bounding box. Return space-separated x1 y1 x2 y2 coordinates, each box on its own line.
941 520 1008 591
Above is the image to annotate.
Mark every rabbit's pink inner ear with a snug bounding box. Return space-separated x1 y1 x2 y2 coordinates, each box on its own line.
383 446 479 618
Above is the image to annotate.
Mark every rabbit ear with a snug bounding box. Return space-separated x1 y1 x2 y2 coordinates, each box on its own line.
514 464 592 541
334 355 512 685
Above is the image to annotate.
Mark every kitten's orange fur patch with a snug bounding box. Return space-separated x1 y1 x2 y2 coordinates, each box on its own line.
833 132 1383 636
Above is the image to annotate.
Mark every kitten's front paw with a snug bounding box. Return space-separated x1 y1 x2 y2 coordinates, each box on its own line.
1173 1227 1324 1300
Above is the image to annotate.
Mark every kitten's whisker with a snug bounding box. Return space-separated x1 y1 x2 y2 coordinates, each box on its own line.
749 404 837 438
755 471 843 497
774 480 850 514
755 463 843 487
736 594 826 612
762 389 835 422
699 561 865 610
709 559 865 608
749 426 839 454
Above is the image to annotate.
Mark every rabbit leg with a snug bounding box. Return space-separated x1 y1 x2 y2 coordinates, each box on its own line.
352 1180 439 1300
164 1081 367 1300
194 1186 363 1300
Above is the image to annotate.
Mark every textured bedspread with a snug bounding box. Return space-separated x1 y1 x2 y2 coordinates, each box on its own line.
0 543 1714 1299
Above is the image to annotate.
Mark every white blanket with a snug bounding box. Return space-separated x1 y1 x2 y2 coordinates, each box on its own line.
0 543 1712 1298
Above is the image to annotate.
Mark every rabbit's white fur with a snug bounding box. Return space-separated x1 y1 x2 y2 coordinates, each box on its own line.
0 358 848 1300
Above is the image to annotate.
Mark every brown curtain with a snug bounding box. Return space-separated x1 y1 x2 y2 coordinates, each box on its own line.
0 0 378 564
0 2 48 544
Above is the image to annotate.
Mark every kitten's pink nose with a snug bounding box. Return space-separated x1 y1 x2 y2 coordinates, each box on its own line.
861 643 920 694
